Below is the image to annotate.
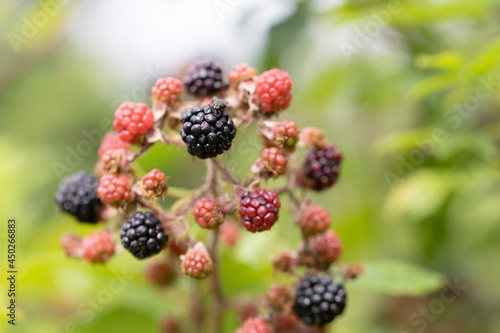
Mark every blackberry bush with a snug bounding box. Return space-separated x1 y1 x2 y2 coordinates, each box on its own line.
55 60 358 333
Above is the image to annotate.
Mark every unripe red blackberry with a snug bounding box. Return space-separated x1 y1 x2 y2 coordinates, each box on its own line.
238 317 272 333
55 171 102 223
145 261 177 287
184 58 228 96
310 230 342 269
120 211 168 259
219 221 240 247
60 233 82 258
81 231 115 263
192 198 223 229
303 144 342 191
272 252 296 274
152 77 182 103
180 97 236 159
260 147 288 177
98 132 129 157
97 174 133 207
141 169 168 199
181 243 213 279
256 69 293 114
266 284 293 311
276 120 300 148
228 63 258 86
299 205 331 237
239 189 281 233
293 274 346 326
113 102 154 144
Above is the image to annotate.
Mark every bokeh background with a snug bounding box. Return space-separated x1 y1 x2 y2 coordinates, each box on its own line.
1 0 500 332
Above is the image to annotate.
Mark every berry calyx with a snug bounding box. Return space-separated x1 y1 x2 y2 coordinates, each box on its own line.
181 243 213 279
276 120 300 149
238 317 272 333
184 58 228 96
299 204 331 237
120 211 168 259
228 63 258 86
81 231 115 263
255 69 293 114
260 147 288 177
180 97 236 159
97 174 133 207
303 144 342 191
293 274 346 326
193 198 223 229
113 102 154 144
141 169 168 199
152 77 183 103
55 171 102 223
310 230 343 269
239 189 281 233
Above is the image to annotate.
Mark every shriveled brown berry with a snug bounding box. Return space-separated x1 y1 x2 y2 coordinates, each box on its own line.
228 63 258 86
100 149 127 174
272 252 296 274
260 147 288 177
141 169 168 199
266 284 293 311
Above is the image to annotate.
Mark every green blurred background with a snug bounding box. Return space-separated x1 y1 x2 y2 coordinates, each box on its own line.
1 0 500 332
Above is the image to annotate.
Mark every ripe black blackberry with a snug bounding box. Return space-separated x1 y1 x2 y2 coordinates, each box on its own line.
184 58 228 96
120 211 168 259
55 171 102 223
293 274 346 326
303 144 342 191
180 97 236 159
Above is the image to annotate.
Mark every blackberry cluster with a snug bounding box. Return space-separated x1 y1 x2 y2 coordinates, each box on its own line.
180 97 236 159
293 275 346 326
303 144 342 191
120 212 168 259
184 58 228 96
55 171 102 223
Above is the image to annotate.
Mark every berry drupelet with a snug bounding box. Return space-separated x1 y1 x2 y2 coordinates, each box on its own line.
55 171 102 223
184 58 228 96
238 317 272 333
239 189 281 233
303 144 342 191
120 212 168 259
180 97 236 159
293 274 346 326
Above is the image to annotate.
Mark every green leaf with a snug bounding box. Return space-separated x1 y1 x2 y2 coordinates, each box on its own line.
351 260 445 296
